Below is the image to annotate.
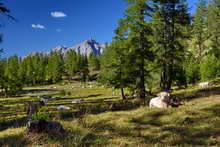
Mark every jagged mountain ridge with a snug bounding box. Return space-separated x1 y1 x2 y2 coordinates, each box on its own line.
53 39 107 56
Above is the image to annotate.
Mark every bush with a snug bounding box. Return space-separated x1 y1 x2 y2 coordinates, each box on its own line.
32 113 50 121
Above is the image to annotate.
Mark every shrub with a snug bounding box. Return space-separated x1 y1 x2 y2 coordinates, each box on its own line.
32 113 50 121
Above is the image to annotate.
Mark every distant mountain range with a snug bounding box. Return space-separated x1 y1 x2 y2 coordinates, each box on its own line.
52 39 107 56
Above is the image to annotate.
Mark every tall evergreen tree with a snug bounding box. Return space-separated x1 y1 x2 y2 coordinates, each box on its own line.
4 55 22 96
100 21 135 99
81 55 89 82
88 53 100 71
152 0 190 90
207 0 220 58
64 49 78 79
192 0 209 57
46 51 64 83
120 0 154 98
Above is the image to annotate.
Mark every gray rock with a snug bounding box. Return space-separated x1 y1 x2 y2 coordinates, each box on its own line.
52 39 107 56
71 99 84 104
57 105 70 110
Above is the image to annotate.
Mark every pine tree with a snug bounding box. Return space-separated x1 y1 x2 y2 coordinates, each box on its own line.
46 51 64 83
152 0 191 90
4 55 22 96
207 0 220 58
192 0 209 57
81 55 89 82
100 23 135 99
88 53 100 71
0 2 15 96
119 0 154 98
64 49 78 79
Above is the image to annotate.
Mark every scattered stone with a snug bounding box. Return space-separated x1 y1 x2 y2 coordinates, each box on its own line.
41 98 49 103
71 99 84 104
51 97 60 100
57 105 70 110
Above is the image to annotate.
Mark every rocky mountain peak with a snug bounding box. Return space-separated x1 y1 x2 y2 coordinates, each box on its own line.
52 39 106 56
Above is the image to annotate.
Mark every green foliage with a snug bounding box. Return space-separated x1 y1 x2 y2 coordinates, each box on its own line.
152 0 191 90
101 0 154 98
18 53 47 86
192 0 209 57
200 54 220 81
80 55 89 82
32 113 50 121
46 51 64 83
64 49 78 78
184 55 200 84
88 53 100 71
2 55 23 96
207 0 220 58
100 41 133 87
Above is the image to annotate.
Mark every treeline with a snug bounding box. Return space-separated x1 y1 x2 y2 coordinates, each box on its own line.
100 0 220 99
0 50 100 96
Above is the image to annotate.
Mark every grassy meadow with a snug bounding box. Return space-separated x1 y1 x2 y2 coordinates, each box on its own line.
0 80 220 146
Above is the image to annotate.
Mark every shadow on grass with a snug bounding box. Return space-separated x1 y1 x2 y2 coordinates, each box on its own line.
131 111 165 127
0 134 29 147
20 88 58 95
83 117 169 145
202 104 220 117
174 86 220 101
0 117 26 131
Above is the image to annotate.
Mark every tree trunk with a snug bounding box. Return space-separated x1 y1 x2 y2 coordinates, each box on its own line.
121 88 126 100
138 7 146 99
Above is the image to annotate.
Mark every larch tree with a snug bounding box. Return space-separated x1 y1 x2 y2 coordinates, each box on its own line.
46 51 64 83
152 0 191 90
100 19 135 99
64 49 78 79
192 0 209 58
122 0 154 98
207 0 220 58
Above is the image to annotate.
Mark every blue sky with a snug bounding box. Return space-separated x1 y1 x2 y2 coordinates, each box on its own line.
0 0 197 57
